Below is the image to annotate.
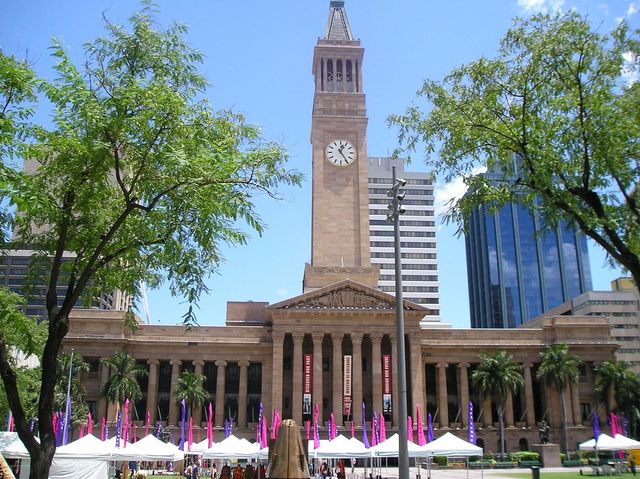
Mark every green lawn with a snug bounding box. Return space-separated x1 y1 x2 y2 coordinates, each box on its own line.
496 473 635 479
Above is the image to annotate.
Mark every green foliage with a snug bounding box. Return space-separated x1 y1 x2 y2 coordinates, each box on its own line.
595 359 640 438
433 456 448 466
175 370 208 416
510 451 540 462
390 11 640 291
472 350 524 458
101 352 148 407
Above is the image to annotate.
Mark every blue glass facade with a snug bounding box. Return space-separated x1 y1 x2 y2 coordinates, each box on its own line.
466 202 593 328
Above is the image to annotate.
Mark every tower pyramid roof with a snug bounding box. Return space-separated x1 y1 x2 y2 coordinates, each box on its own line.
324 1 354 41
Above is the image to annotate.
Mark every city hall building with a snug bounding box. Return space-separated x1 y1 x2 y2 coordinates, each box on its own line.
64 1 618 452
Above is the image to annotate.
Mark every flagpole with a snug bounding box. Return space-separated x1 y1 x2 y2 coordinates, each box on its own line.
62 349 74 445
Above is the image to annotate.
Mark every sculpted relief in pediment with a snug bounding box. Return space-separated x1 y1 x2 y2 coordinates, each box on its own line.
284 287 392 310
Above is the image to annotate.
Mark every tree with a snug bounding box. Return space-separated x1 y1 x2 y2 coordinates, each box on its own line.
175 371 208 423
101 352 147 413
536 343 582 455
54 353 90 430
471 350 524 458
0 6 301 476
390 12 640 293
595 359 640 437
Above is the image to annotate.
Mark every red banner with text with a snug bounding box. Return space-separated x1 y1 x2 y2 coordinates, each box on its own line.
382 354 392 415
303 353 312 415
343 355 352 417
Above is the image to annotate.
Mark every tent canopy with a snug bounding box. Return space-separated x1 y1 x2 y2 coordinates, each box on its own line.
315 435 371 459
203 434 259 460
579 434 618 451
369 434 429 458
112 434 184 461
55 434 111 459
421 432 483 457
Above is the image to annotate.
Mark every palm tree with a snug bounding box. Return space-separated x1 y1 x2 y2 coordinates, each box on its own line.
54 353 90 428
472 350 524 458
101 352 148 414
536 343 582 455
595 360 640 438
175 371 208 423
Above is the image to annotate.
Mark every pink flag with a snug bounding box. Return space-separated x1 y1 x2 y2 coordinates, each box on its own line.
87 411 93 435
371 418 377 446
188 416 193 449
145 410 150 437
100 417 106 440
351 418 355 438
611 412 618 436
305 420 310 440
379 415 387 442
207 403 214 448
261 415 268 449
313 403 320 449
274 409 282 438
134 424 138 443
271 410 278 440
330 413 336 440
123 400 130 446
79 423 85 438
408 416 414 443
416 404 426 446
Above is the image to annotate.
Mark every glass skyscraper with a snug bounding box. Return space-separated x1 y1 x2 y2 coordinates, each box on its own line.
466 201 592 328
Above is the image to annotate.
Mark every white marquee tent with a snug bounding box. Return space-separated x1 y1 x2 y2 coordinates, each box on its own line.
369 434 429 458
579 434 640 451
112 434 185 461
202 434 259 460
421 432 483 457
314 435 371 459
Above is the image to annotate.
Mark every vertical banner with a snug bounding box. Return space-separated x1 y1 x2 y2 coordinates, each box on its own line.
303 354 312 415
382 354 392 415
343 355 352 416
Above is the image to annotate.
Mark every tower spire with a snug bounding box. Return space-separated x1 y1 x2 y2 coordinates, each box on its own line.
324 1 354 41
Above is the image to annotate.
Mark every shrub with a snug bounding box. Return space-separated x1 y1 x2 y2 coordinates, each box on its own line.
510 452 540 462
433 456 448 466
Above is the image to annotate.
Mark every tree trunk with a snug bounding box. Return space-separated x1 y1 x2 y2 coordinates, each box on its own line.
560 388 570 456
498 405 506 459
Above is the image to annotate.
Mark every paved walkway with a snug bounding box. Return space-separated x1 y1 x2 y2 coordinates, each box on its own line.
345 466 586 479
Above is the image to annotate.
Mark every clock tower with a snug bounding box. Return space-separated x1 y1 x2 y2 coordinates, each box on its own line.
303 1 379 292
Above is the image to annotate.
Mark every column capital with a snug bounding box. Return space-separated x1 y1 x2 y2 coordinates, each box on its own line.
192 360 205 367
215 359 227 367
351 333 364 344
272 331 286 342
147 358 160 366
238 360 250 368
436 362 449 369
292 332 305 343
331 332 344 342
312 332 325 343
522 362 534 369
170 359 182 367
370 333 383 343
458 362 470 369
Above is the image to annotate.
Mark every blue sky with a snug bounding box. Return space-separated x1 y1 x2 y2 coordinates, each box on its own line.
1 0 636 328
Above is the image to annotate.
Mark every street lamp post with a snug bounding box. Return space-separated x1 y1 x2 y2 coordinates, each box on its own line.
387 166 409 479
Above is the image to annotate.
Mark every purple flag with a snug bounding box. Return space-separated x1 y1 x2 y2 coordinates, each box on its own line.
62 398 72 445
156 421 162 439
362 402 370 448
179 399 186 450
115 410 122 448
468 402 476 445
622 414 629 437
28 418 35 433
257 402 263 444
427 413 434 443
593 411 600 442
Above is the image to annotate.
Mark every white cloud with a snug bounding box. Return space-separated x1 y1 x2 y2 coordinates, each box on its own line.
517 0 565 12
627 2 638 15
276 288 288 296
434 166 487 217
622 51 639 85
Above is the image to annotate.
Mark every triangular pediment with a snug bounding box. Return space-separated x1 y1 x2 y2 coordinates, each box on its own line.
268 279 427 312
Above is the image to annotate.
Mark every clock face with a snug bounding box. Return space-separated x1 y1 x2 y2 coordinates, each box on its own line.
326 140 356 166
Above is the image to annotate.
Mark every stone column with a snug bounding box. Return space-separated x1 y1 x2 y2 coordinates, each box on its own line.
458 363 470 428
98 358 110 421
505 391 515 427
292 333 305 425
482 397 493 427
332 333 344 426
261 356 272 421
436 363 449 428
146 359 159 423
523 363 536 427
411 338 425 417
168 359 182 426
571 382 581 426
371 333 383 416
352 333 364 426
238 360 250 428
215 360 227 427
312 332 324 422
271 332 285 419
356 59 363 93
391 336 399 428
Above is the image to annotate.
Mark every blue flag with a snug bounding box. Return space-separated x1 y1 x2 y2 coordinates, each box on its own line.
427 413 434 443
593 411 600 442
179 399 186 450
468 402 476 445
115 410 122 448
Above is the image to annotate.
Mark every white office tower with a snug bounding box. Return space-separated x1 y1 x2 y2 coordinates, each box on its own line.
368 157 441 325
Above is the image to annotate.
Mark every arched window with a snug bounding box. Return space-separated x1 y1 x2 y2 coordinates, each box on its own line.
519 437 529 451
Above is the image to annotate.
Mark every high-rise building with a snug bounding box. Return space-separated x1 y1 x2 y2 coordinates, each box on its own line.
466 197 593 328
534 278 640 372
368 157 440 322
